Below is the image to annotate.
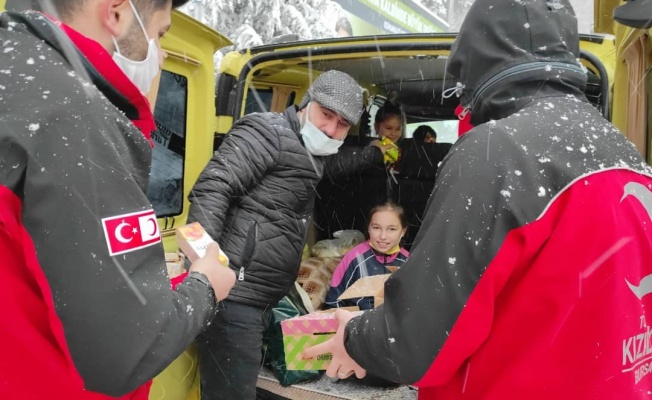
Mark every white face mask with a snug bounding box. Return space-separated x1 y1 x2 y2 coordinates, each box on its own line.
300 103 344 156
112 0 160 94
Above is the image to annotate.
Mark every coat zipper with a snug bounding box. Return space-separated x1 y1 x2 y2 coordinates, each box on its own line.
238 223 259 282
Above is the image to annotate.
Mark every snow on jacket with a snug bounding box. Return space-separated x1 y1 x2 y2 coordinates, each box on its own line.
323 241 409 310
0 11 216 397
342 0 652 399
188 106 383 308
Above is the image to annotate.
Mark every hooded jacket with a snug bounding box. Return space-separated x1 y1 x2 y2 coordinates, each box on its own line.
343 0 652 398
0 11 216 397
188 106 382 308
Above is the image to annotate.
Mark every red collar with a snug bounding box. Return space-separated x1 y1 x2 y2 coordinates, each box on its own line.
57 21 156 145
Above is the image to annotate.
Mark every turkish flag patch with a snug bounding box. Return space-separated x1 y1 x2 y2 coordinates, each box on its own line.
102 210 161 256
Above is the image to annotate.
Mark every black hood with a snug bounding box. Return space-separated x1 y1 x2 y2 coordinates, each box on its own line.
447 0 588 126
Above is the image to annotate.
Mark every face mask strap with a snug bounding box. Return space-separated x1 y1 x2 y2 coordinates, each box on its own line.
127 0 151 42
112 36 122 55
302 102 312 126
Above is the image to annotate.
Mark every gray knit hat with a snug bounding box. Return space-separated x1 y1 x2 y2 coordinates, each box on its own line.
298 70 364 125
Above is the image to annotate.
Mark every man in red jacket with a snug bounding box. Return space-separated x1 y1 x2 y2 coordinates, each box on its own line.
0 1 235 398
305 0 652 398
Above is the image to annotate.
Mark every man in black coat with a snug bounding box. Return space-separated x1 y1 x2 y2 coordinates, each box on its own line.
188 70 384 399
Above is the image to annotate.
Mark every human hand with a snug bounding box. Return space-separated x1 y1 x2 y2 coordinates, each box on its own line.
370 140 399 160
302 309 367 380
189 243 236 301
369 140 392 155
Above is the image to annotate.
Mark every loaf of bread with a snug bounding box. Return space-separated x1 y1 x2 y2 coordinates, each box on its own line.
297 257 340 310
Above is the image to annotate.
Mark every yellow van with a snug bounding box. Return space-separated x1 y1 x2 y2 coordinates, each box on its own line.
0 1 636 398
150 15 620 399
152 24 617 252
595 0 652 164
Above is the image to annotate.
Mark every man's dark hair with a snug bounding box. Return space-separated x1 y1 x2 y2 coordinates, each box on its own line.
335 16 353 36
131 0 188 10
28 0 188 21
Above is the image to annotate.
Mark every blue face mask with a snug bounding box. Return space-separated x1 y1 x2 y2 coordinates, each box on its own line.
300 103 344 156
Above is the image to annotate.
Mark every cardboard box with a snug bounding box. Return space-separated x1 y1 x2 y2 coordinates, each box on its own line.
282 274 392 370
176 222 229 266
281 310 360 370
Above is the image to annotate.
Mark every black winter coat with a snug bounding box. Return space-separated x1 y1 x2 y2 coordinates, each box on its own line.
189 106 382 307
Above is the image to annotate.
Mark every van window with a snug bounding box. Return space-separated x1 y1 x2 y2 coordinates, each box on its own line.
147 70 188 217
406 120 459 144
366 100 459 144
245 87 273 114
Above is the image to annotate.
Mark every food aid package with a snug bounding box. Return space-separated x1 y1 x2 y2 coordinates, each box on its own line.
176 222 229 266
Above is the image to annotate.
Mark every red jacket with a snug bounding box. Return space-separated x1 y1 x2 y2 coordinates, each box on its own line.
344 0 652 397
0 11 156 400
0 11 214 399
345 97 652 399
416 168 652 398
0 190 152 400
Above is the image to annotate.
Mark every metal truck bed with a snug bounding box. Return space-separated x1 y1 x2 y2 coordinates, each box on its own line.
256 368 418 400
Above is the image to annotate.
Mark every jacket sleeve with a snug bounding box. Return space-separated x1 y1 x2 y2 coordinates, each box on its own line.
342 129 540 384
1 68 217 395
322 145 384 181
188 119 280 241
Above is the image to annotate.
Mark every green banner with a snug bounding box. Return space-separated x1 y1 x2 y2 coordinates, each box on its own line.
334 0 447 36
361 0 444 32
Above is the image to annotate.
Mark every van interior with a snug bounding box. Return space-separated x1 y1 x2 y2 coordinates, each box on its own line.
212 34 612 250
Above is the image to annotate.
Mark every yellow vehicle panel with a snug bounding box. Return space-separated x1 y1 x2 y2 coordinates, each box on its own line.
153 11 231 252
595 0 651 163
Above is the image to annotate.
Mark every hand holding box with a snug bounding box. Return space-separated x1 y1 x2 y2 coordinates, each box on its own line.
176 222 229 266
281 310 362 370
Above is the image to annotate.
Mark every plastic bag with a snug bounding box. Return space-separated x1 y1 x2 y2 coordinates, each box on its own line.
310 229 365 258
262 283 322 386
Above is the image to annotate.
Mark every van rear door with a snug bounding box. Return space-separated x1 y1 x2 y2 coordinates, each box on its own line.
149 11 232 251
594 0 652 164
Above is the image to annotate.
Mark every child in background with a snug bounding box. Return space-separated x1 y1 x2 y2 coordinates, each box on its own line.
370 101 404 166
324 202 409 310
413 125 437 144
